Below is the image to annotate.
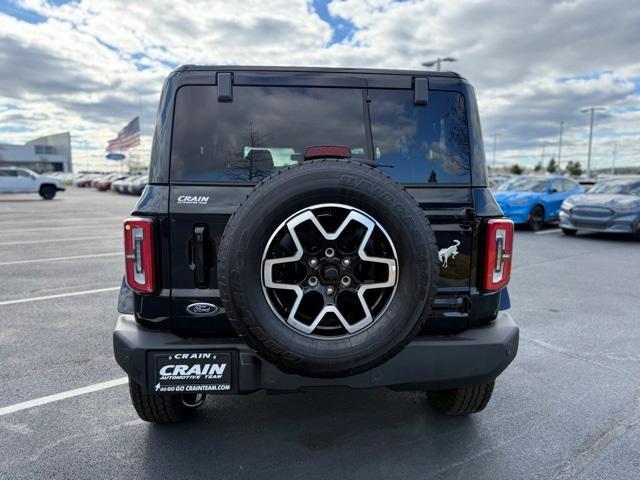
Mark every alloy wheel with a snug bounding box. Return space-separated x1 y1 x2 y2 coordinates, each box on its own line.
261 204 399 338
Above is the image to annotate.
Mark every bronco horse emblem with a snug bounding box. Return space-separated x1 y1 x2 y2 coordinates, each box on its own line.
438 240 461 268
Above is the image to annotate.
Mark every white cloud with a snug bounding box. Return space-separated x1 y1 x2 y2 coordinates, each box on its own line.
0 0 638 171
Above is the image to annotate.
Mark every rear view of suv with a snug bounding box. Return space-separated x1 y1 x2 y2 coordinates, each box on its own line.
113 66 518 423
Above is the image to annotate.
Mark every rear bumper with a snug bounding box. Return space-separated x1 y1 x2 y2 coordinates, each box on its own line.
114 313 519 394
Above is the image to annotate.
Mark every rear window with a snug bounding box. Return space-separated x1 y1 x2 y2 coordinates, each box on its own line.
170 85 470 184
170 86 367 182
498 177 548 193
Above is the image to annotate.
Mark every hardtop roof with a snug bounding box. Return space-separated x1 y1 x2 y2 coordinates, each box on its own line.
174 64 464 79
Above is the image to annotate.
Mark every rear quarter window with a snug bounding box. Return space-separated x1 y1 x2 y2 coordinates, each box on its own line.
561 179 578 191
368 89 471 184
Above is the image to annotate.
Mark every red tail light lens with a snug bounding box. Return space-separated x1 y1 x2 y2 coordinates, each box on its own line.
304 146 352 160
124 217 155 294
482 219 514 291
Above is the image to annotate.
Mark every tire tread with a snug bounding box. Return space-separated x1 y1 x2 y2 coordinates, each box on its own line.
128 379 191 423
426 382 494 415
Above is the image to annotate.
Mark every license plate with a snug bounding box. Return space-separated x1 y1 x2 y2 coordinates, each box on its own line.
150 351 232 394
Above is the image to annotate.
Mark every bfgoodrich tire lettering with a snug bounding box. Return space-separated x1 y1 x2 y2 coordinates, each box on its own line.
218 159 440 378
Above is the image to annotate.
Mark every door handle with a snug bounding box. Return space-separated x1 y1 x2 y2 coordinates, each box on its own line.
193 225 207 287
191 225 211 288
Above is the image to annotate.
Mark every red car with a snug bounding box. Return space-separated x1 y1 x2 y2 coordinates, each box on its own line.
96 174 127 191
76 174 100 187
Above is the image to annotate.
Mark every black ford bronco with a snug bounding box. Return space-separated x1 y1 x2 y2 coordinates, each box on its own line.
114 66 519 423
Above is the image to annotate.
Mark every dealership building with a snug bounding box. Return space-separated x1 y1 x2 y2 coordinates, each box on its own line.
0 132 73 173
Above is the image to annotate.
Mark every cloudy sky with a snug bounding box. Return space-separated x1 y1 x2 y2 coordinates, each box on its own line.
1 0 639 171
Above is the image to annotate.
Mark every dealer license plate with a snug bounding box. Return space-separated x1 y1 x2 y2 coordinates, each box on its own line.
151 351 232 394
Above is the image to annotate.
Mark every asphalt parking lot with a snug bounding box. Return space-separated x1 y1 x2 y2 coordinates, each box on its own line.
1 188 639 480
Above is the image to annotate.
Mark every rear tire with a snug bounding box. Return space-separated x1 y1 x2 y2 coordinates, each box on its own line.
426 382 494 415
128 379 205 423
527 205 545 231
39 184 56 200
562 228 577 236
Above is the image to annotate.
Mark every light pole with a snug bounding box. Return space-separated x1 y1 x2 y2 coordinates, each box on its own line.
422 57 457 72
557 120 564 169
581 106 606 178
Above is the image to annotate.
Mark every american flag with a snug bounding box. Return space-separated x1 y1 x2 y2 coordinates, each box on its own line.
106 116 141 152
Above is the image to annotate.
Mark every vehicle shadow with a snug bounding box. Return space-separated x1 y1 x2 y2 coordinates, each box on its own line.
139 388 486 479
514 223 558 232
572 231 638 243
0 198 45 203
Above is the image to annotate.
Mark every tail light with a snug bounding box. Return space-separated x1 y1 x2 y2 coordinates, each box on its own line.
482 219 514 291
124 217 156 293
304 146 351 160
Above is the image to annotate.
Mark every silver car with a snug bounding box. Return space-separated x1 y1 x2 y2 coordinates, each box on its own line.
559 177 640 240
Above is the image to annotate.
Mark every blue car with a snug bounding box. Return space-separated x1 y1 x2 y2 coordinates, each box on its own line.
493 176 583 230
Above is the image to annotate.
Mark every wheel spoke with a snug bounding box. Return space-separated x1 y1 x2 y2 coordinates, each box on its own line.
292 209 373 242
356 216 397 284
263 216 305 286
295 305 371 335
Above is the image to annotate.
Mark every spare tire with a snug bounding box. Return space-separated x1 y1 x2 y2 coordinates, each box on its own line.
218 159 439 377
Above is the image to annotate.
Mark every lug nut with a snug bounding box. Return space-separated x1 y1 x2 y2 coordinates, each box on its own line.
340 276 351 287
308 257 318 267
341 257 351 267
325 248 335 258
308 276 318 287
325 285 335 296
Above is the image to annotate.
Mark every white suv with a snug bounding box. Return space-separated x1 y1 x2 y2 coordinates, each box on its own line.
0 167 65 199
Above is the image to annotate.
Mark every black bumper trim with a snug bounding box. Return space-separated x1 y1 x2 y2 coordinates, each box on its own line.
113 313 519 394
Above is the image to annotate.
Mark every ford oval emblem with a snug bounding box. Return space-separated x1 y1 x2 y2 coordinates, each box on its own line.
186 302 219 316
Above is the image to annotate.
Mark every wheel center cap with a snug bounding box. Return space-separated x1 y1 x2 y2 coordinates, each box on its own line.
321 264 339 282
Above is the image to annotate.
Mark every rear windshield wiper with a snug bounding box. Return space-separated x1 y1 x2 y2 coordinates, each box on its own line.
353 159 394 168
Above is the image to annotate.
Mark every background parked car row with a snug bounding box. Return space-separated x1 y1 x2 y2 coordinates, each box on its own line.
74 172 148 195
490 174 640 240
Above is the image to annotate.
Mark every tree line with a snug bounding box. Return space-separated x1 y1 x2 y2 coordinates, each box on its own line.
509 158 583 176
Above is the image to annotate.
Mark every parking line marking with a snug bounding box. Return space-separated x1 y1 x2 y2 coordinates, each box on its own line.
0 224 121 234
0 252 120 266
0 215 123 226
0 286 120 306
0 377 128 417
535 228 562 235
0 235 120 246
